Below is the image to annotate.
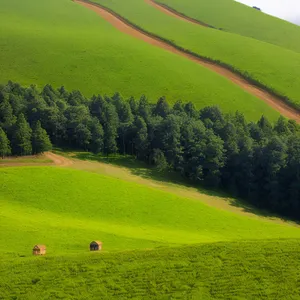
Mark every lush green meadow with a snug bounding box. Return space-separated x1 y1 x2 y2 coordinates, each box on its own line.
1 164 300 298
1 240 300 299
2 0 300 297
157 0 300 52
94 0 300 108
1 166 300 258
0 0 280 121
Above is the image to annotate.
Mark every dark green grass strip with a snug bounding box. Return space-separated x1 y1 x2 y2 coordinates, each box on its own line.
1 240 300 299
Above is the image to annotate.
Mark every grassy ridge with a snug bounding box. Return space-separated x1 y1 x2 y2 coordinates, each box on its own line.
94 0 300 108
1 167 300 257
157 0 300 52
0 0 279 121
1 240 300 299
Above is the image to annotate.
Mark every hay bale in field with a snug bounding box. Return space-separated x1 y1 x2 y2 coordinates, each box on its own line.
90 241 102 251
32 244 46 255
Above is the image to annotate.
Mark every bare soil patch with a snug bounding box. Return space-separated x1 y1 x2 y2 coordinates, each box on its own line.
145 0 211 27
44 152 73 167
75 0 300 122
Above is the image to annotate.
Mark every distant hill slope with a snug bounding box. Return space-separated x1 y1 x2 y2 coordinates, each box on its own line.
156 0 300 53
1 167 300 257
93 0 300 109
2 240 300 299
0 0 280 121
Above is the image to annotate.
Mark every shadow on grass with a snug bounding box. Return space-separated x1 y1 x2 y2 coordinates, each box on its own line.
74 152 225 196
64 150 298 224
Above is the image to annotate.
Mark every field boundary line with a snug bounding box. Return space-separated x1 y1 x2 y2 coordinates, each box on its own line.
146 0 215 29
75 0 300 121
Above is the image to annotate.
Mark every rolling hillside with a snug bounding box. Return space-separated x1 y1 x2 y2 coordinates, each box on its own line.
1 156 300 299
2 0 300 298
0 0 281 121
2 166 300 257
92 0 300 109
156 0 300 52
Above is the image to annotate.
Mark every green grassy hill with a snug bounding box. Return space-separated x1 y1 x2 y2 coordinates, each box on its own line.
157 0 300 52
94 0 300 108
1 240 300 299
2 0 300 297
0 0 279 121
1 166 300 257
1 160 300 298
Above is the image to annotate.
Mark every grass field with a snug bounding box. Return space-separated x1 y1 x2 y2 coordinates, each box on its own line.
1 158 300 298
94 0 300 108
0 0 280 121
157 0 300 53
2 0 300 296
1 240 300 299
1 166 300 258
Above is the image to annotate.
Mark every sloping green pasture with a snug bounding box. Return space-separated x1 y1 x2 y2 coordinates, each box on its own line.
157 0 300 52
1 167 300 258
94 0 300 108
0 0 279 121
1 240 300 299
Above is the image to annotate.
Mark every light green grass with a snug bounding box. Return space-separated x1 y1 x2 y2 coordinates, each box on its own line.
0 157 51 164
1 240 300 299
1 167 300 258
1 164 300 298
0 0 280 121
94 0 300 108
157 0 300 52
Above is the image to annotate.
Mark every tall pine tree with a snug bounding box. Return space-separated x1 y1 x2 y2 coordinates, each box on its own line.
0 128 11 158
32 121 52 154
11 114 32 155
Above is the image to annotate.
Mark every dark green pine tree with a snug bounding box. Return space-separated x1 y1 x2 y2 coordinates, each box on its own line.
0 127 11 158
75 123 91 151
11 114 32 156
154 97 170 118
0 99 16 131
32 121 52 154
90 118 104 154
103 102 119 155
151 148 168 172
134 116 149 159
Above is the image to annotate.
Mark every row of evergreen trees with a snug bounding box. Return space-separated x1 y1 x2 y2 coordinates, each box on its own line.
0 117 51 157
1 81 300 220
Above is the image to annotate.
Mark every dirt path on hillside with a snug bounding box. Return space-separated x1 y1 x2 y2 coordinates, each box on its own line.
75 0 300 122
44 152 73 167
145 0 210 27
0 152 73 168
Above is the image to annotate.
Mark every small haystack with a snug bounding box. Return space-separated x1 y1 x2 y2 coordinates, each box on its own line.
32 244 46 255
90 241 102 251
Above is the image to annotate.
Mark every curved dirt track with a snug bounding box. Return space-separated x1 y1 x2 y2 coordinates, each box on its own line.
75 0 300 122
44 152 73 167
145 0 210 27
0 152 73 168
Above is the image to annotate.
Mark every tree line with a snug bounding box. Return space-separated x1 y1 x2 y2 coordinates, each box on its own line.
1 81 300 220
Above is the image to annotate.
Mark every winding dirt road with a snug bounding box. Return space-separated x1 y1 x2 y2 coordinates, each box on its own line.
75 0 300 122
145 0 211 27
